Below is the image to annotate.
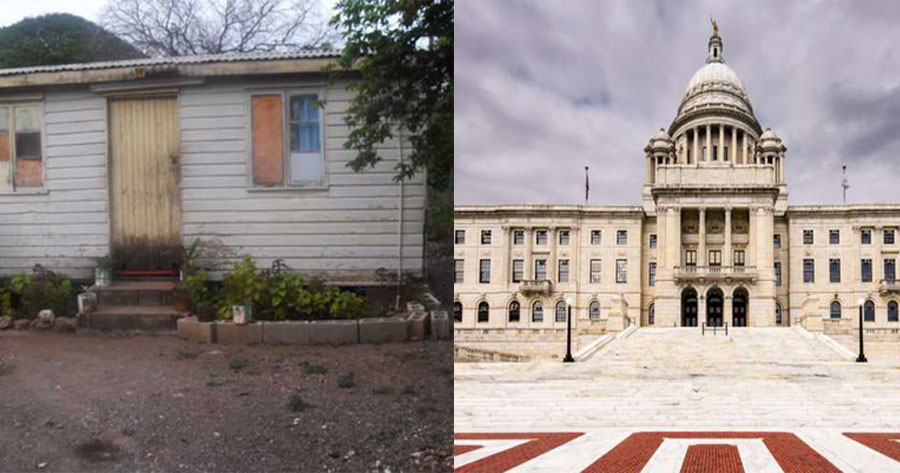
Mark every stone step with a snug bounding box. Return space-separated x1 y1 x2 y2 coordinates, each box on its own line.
91 280 177 307
81 305 184 331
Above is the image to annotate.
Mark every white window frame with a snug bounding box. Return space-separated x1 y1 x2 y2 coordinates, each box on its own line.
247 88 327 190
0 101 47 194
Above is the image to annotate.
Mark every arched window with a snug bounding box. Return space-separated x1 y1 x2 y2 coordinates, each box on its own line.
453 302 462 322
477 302 489 323
889 301 899 322
648 304 655 325
589 301 601 320
555 301 567 323
830 301 841 319
532 302 543 322
508 301 520 322
864 300 875 322
775 302 783 325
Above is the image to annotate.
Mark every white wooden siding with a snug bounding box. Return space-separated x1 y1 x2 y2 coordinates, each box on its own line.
179 79 425 278
0 90 109 278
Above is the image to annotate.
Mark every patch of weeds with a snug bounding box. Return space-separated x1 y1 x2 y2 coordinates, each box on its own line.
371 386 392 395
74 439 120 462
337 372 355 389
228 358 250 371
368 425 401 444
0 361 9 376
299 361 328 375
287 394 313 412
206 379 226 388
174 349 200 360
401 384 417 395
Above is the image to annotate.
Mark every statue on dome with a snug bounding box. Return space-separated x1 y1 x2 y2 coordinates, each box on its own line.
710 16 718 35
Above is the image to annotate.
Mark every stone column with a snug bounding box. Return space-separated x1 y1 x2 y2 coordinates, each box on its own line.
698 207 707 267
646 153 653 182
524 228 533 281
705 124 711 162
724 207 732 267
731 126 737 165
693 127 699 165
741 130 747 164
718 124 725 164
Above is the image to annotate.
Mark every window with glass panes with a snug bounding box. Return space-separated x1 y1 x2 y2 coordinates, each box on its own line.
512 259 523 282
508 301 520 322
708 250 722 266
590 230 601 245
829 259 841 283
555 301 567 322
774 262 782 286
590 259 601 283
617 230 627 245
862 229 872 244
558 230 569 245
616 259 627 283
558 259 569 282
649 234 657 249
886 229 896 245
534 259 547 280
532 302 543 322
454 230 465 244
803 259 815 283
885 259 896 282
803 229 814 245
648 262 656 286
862 259 873 282
685 250 697 266
773 234 781 249
481 230 491 244
513 230 524 245
536 230 547 245
829 229 840 245
734 250 745 266
454 259 464 283
479 259 490 283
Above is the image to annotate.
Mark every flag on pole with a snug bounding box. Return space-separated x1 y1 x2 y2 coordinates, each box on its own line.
584 166 590 204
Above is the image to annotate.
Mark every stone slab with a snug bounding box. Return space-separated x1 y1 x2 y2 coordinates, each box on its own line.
305 320 358 345
430 310 451 340
177 317 217 344
216 322 262 345
262 321 311 345
359 317 408 343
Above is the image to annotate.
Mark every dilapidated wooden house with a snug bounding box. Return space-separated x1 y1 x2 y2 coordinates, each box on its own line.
0 51 424 285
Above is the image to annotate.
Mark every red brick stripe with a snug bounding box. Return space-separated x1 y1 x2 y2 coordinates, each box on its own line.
454 445 482 456
580 432 842 473
844 433 900 462
680 444 745 473
453 432 582 472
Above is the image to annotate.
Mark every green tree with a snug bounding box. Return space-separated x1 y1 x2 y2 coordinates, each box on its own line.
330 0 453 191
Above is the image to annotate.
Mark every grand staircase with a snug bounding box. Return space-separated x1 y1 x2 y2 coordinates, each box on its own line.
81 280 185 331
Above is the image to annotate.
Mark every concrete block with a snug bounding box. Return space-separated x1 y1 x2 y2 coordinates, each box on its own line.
359 317 408 344
262 321 311 345
177 317 217 343
407 310 430 341
217 322 262 345
430 310 450 340
306 320 358 345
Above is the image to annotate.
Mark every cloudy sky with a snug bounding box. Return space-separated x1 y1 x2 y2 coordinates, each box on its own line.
455 0 900 206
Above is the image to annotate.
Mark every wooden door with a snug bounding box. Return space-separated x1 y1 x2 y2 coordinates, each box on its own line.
108 96 181 271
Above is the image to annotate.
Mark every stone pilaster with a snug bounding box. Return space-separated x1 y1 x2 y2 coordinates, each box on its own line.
724 207 732 267
699 207 707 266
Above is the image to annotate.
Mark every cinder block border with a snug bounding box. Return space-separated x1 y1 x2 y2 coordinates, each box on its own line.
178 317 423 346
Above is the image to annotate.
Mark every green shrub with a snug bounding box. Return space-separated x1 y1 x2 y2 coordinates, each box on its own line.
9 270 74 319
219 256 264 320
185 269 218 309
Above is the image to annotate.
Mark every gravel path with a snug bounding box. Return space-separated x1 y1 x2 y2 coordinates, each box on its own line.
0 331 452 472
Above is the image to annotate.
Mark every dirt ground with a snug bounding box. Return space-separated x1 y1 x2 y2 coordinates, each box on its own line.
0 331 452 472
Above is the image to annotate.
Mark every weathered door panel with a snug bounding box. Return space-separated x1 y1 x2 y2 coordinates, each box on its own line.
108 96 182 270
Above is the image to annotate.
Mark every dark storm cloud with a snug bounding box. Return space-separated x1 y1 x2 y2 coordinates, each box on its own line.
455 0 900 206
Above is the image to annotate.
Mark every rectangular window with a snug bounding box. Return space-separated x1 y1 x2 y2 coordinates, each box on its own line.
513 230 524 245
251 93 322 186
616 259 627 283
723 146 729 161
590 259 601 283
288 94 322 184
454 259 464 283
648 262 656 286
558 230 570 245
0 104 43 190
773 234 781 249
803 229 814 245
886 229 896 245
734 250 745 267
862 259 873 282
454 230 465 245
617 230 627 245
829 229 840 245
708 250 722 266
536 230 548 245
885 259 896 282
649 234 657 249
534 259 547 280
481 230 491 245
774 261 782 287
512 259 523 283
685 250 697 266
558 259 569 282
830 258 841 283
479 259 490 283
862 229 872 245
803 259 815 283
591 230 601 245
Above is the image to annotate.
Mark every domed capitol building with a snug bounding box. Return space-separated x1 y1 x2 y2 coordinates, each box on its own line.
454 26 900 345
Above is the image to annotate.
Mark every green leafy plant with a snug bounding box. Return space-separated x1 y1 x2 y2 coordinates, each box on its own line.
219 256 264 320
181 238 202 277
185 269 214 307
287 394 313 412
9 270 74 319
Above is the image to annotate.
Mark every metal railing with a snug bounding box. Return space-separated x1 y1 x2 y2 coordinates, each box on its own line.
702 321 728 336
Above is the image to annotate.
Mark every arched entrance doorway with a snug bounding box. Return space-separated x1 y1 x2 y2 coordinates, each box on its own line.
681 288 698 327
733 288 748 327
707 287 724 327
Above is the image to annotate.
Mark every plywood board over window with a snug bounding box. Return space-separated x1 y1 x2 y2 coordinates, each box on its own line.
250 90 324 188
251 94 284 186
0 104 44 190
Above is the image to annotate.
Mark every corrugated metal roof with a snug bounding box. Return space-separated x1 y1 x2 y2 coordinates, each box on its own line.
0 50 341 77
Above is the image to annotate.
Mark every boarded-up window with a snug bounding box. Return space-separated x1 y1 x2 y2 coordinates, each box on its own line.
251 94 284 186
0 104 43 189
0 107 10 188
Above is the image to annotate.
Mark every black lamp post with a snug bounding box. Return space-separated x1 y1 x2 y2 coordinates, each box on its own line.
857 298 867 363
563 297 575 363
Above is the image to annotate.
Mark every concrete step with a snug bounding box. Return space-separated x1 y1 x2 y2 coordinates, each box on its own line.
82 305 184 331
91 280 176 307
